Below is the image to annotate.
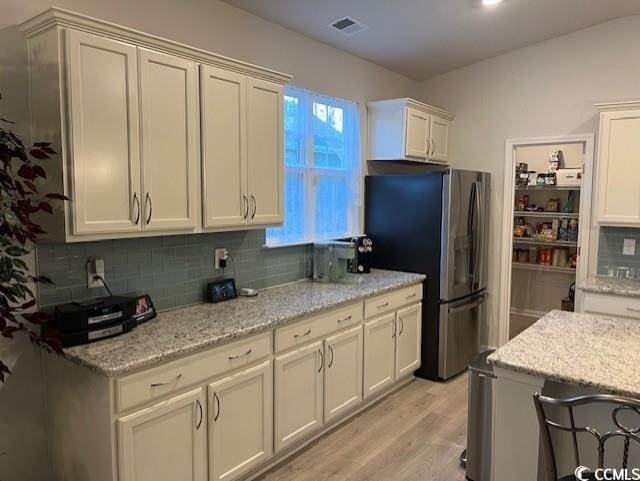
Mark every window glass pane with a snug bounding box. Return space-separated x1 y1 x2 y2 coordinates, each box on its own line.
313 101 346 170
315 175 349 239
284 95 304 168
266 172 305 244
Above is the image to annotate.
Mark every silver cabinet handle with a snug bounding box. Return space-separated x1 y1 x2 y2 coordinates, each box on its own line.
406 293 417 300
328 345 334 368
228 349 252 360
195 399 203 430
391 319 396 338
251 194 257 220
150 373 182 388
145 192 153 224
132 193 140 225
398 317 404 336
431 139 436 157
213 392 221 421
337 314 352 323
242 194 249 220
627 307 640 313
294 329 312 339
377 301 390 309
317 349 324 373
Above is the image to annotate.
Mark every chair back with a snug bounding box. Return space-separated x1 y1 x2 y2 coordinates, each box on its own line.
533 393 640 481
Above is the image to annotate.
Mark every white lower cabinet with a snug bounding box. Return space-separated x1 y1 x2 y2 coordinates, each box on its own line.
274 341 324 452
363 313 397 398
324 326 363 422
117 388 206 481
208 361 273 481
395 304 422 378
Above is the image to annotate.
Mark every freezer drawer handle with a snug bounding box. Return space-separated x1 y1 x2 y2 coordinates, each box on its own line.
448 295 487 315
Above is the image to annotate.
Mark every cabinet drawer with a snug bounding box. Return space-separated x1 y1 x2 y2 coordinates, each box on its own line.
274 302 363 353
116 332 271 412
582 292 640 320
364 284 423 319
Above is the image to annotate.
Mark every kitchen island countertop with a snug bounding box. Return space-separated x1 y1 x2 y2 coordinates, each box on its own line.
488 309 640 398
63 269 425 377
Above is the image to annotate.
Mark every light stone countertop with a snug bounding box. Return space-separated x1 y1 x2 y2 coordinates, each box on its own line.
63 269 425 377
488 310 640 398
581 276 640 298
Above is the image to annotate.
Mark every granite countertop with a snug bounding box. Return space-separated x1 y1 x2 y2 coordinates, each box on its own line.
488 310 640 398
64 269 425 377
581 276 640 298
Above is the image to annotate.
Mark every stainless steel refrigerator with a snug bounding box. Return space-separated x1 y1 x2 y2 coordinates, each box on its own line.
365 169 490 380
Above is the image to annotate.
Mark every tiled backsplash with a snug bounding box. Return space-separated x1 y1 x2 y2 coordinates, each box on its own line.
597 227 640 278
37 230 311 311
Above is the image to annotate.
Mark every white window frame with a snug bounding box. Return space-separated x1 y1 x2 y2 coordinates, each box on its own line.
267 85 362 247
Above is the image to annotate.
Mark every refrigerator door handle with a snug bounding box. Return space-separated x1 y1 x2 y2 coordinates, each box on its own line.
447 293 487 315
473 181 483 291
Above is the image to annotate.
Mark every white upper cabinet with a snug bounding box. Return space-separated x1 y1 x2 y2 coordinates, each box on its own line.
201 66 248 229
22 9 291 242
66 30 141 235
367 98 453 164
595 102 640 226
247 78 284 226
139 48 199 231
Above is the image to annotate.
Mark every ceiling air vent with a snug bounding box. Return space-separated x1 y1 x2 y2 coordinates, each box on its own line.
329 16 368 36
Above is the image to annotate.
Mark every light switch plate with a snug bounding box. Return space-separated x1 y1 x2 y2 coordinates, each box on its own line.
623 238 636 256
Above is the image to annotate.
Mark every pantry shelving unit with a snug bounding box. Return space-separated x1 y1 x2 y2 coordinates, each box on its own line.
508 144 587 340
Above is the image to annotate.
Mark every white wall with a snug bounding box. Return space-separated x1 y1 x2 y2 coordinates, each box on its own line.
0 1 420 479
418 14 640 347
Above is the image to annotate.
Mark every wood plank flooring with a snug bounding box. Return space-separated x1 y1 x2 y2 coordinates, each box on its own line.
258 374 468 481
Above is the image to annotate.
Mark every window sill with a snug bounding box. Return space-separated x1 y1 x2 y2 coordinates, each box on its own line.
262 240 313 249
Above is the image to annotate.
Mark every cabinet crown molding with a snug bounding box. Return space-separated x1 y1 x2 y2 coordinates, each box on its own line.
20 7 293 85
366 98 455 121
595 100 640 112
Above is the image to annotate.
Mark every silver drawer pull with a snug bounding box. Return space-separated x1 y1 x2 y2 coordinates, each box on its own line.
337 315 352 323
377 301 390 309
406 293 417 299
228 349 253 360
294 329 312 339
150 373 182 388
627 307 640 313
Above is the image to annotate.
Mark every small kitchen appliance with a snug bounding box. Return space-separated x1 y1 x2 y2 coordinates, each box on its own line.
312 240 356 283
340 235 374 273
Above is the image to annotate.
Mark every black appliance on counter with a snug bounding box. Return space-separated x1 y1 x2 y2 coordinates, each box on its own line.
340 235 374 274
365 169 490 381
52 296 138 347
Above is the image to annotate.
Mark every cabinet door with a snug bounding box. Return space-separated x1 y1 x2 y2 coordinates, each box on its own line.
247 78 284 225
117 388 206 481
363 313 396 399
597 110 640 225
209 361 272 481
66 30 141 234
395 304 422 378
404 107 429 159
429 115 450 163
324 326 363 422
274 341 323 452
201 65 248 228
139 48 199 231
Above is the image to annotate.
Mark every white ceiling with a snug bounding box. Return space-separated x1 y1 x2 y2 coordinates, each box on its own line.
222 0 640 80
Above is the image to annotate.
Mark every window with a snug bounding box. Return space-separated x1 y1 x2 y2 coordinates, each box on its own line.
267 85 361 246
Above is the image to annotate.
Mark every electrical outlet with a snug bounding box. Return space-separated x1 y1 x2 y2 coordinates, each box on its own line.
623 239 637 256
86 257 105 288
214 248 229 269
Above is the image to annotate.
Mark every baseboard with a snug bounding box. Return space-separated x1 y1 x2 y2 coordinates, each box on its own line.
242 375 416 481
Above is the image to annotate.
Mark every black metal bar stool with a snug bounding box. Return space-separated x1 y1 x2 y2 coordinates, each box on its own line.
533 393 640 481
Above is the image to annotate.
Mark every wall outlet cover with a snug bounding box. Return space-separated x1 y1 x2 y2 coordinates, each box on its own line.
86 257 105 288
214 248 229 269
623 238 637 256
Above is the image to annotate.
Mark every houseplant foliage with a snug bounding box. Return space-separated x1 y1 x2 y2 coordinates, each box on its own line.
0 93 67 382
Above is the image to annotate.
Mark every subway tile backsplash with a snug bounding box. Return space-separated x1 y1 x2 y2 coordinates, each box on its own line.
37 230 311 311
597 227 640 277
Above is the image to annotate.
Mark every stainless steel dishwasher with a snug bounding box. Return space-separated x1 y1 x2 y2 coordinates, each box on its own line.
464 350 495 481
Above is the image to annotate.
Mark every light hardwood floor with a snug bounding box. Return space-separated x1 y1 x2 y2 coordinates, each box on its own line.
258 374 468 481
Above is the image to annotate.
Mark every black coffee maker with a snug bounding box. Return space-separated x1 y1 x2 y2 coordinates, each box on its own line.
341 236 373 274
